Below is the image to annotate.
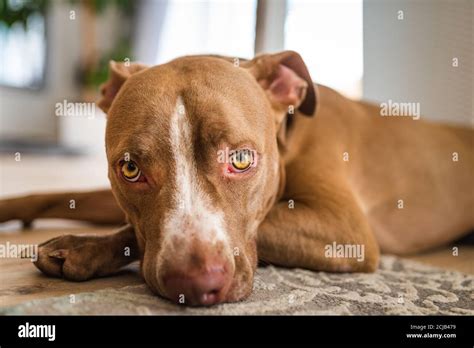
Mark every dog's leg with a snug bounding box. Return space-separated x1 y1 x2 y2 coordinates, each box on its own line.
33 224 139 281
257 182 380 272
0 189 125 227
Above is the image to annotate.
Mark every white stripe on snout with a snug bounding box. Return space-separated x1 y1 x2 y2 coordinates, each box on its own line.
163 97 228 246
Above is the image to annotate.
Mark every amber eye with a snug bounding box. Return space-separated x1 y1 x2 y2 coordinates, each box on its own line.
121 161 141 182
230 149 254 172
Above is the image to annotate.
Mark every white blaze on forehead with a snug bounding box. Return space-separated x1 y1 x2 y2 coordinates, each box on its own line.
163 97 228 245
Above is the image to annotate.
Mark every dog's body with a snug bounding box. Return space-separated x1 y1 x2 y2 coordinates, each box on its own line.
289 85 474 255
1 52 473 306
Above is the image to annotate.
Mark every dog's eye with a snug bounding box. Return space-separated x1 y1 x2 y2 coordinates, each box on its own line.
121 161 141 182
230 149 254 172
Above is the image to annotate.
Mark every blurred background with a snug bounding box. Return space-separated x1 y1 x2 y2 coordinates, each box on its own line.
0 0 472 196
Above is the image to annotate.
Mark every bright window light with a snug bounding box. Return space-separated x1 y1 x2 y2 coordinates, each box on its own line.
156 0 257 64
285 0 363 99
0 13 45 88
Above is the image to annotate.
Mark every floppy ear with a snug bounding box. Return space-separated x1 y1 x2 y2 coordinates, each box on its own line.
243 50 317 117
98 61 148 114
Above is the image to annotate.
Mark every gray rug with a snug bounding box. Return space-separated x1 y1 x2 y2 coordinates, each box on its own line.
2 256 473 315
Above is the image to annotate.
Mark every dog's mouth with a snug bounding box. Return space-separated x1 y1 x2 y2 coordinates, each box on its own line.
141 245 255 306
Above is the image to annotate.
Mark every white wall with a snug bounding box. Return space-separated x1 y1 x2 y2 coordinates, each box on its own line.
58 5 123 153
363 0 473 125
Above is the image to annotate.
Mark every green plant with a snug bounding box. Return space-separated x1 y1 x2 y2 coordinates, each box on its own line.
0 0 134 29
0 0 47 29
82 39 133 88
0 0 135 89
68 0 134 15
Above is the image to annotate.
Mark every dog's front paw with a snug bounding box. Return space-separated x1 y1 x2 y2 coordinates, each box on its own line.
34 234 106 281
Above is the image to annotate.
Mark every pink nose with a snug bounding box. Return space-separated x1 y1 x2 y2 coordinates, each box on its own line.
163 263 231 306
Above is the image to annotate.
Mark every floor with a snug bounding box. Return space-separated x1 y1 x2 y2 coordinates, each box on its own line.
0 154 473 308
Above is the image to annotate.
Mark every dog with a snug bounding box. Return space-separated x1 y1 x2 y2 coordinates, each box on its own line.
1 51 473 306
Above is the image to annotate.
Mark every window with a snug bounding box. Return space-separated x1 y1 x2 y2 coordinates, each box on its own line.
284 0 363 98
0 3 46 89
156 0 257 64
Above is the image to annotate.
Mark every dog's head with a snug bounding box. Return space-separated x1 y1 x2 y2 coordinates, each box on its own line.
99 51 317 305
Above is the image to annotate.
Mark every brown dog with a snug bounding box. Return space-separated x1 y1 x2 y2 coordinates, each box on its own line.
1 51 473 306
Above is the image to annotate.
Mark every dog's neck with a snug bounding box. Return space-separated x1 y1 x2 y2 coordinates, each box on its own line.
273 113 291 203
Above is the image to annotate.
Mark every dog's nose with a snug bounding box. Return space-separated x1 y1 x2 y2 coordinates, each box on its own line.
163 263 231 306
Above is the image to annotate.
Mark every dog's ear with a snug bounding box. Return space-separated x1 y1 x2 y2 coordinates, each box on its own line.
243 50 317 117
98 61 148 114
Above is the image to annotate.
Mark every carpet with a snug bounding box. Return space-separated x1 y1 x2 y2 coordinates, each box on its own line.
2 256 473 315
